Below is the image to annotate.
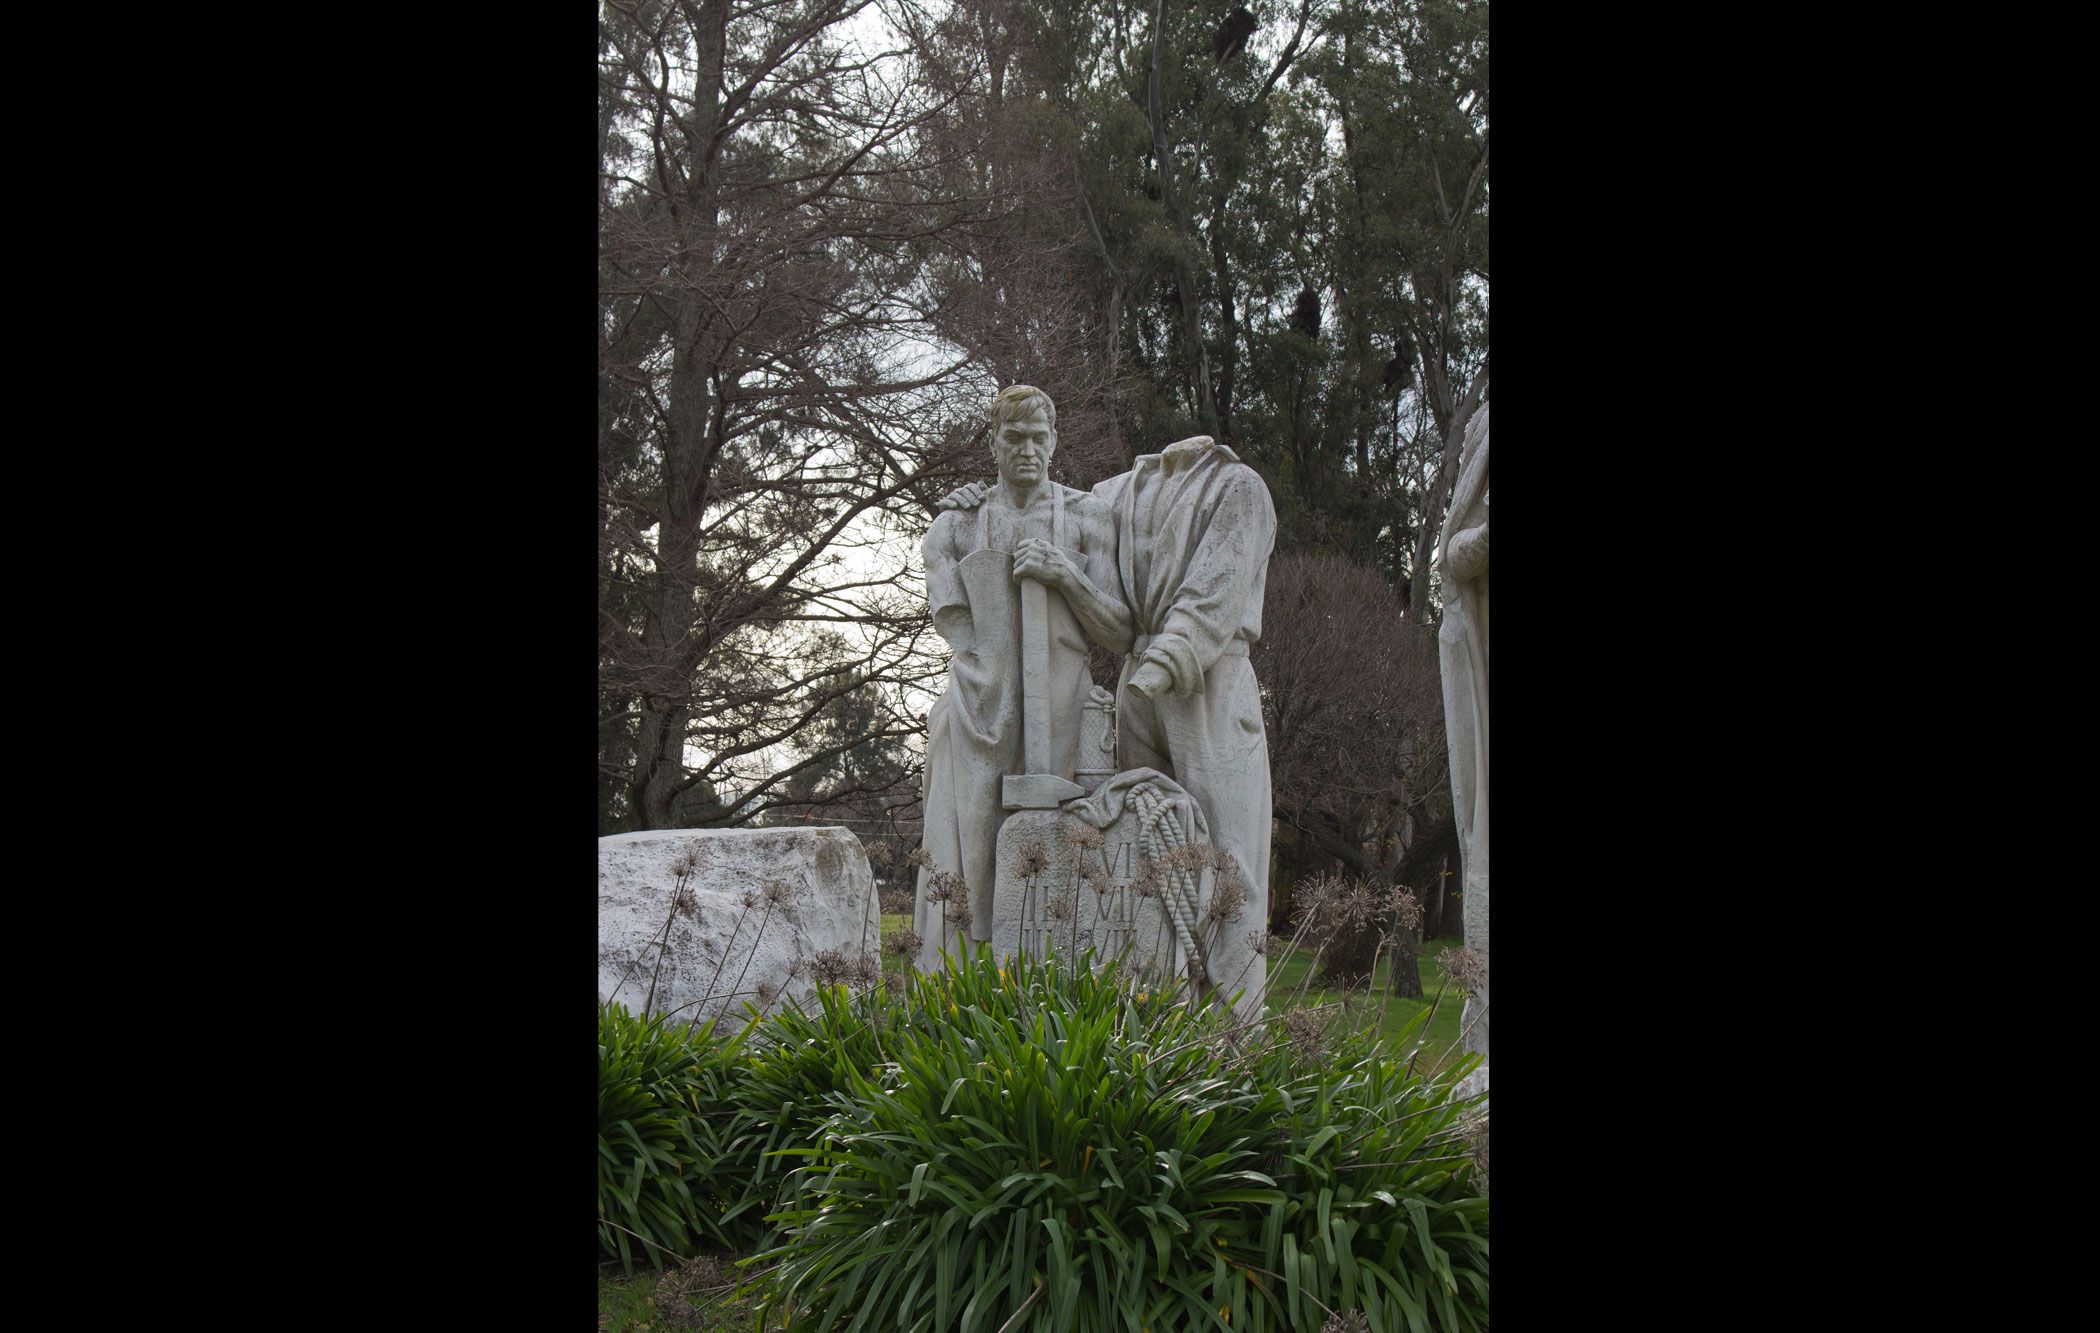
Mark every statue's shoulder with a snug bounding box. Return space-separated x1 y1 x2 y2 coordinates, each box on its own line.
1062 482 1111 514
926 506 971 549
1219 453 1272 498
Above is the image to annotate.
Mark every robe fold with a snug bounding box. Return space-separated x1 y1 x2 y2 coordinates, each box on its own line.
914 488 1094 966
1092 440 1276 1017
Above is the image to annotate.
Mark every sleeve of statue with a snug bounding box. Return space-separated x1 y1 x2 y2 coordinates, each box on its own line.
1447 516 1488 581
1149 464 1276 695
924 514 970 651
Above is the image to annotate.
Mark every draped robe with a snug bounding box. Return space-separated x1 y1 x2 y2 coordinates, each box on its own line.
1092 440 1276 1018
913 486 1098 964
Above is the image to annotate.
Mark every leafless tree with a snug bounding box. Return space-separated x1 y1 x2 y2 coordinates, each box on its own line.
897 0 1135 489
598 0 1038 830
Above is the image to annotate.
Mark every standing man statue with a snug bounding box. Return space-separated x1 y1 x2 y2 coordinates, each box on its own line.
941 433 1277 1018
1438 402 1489 1059
913 386 1128 966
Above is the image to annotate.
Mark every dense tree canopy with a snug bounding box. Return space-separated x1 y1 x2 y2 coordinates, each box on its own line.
597 0 1488 838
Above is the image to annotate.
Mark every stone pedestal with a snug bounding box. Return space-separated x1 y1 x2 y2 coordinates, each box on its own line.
982 808 1189 984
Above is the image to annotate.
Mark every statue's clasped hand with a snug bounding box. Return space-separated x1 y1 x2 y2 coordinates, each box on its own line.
1011 538 1076 590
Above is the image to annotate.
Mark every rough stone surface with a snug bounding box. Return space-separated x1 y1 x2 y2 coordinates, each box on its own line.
982 808 1183 974
1454 1063 1489 1103
1453 1062 1489 1194
598 827 880 1029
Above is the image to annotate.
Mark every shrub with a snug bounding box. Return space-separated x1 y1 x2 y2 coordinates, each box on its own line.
600 971 906 1268
752 947 1487 1331
1254 1025 1490 1331
705 974 901 1251
598 1003 763 1271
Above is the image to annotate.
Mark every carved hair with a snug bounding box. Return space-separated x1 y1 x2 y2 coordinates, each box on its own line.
988 383 1056 431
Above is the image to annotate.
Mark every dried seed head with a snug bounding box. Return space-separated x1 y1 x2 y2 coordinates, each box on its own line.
1131 860 1163 898
763 879 791 905
1291 872 1342 926
1282 1006 1330 1059
1320 1312 1371 1333
905 846 934 869
1439 945 1488 994
810 948 852 987
1204 876 1248 926
1340 881 1378 927
923 870 956 904
1045 893 1075 921
947 898 975 931
1164 843 1209 875
1245 929 1269 956
884 927 923 958
753 980 780 1010
739 889 762 909
1015 839 1049 878
1387 886 1424 933
1460 1109 1490 1178
1073 825 1106 851
865 842 894 865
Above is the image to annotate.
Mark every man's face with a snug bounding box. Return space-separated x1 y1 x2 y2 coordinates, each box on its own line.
992 404 1054 486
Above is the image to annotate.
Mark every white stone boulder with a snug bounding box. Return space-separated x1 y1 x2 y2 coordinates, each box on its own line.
598 827 882 1030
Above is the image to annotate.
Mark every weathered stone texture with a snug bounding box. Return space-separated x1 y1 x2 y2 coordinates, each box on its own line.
598 827 880 1029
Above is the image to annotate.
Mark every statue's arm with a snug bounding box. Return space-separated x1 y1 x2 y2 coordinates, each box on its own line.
1081 502 1135 654
1012 497 1133 653
1446 512 1488 581
1130 466 1276 698
924 515 972 651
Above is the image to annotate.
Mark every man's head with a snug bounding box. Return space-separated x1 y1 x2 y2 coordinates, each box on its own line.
989 385 1057 486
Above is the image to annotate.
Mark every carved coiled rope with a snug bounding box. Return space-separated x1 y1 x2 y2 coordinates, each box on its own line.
1132 784 1208 988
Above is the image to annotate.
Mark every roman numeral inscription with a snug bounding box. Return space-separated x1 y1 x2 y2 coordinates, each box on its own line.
988 808 1179 979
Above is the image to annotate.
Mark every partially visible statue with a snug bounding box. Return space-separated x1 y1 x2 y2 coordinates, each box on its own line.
1438 402 1489 1059
913 387 1128 964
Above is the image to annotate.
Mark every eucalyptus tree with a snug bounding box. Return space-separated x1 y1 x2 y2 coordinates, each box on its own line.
949 0 1488 596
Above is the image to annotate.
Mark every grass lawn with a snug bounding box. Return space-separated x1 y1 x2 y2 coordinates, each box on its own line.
1264 936 1472 1073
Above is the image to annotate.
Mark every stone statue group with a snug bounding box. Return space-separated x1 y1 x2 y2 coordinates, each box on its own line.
911 383 1487 1050
912 385 1277 1017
